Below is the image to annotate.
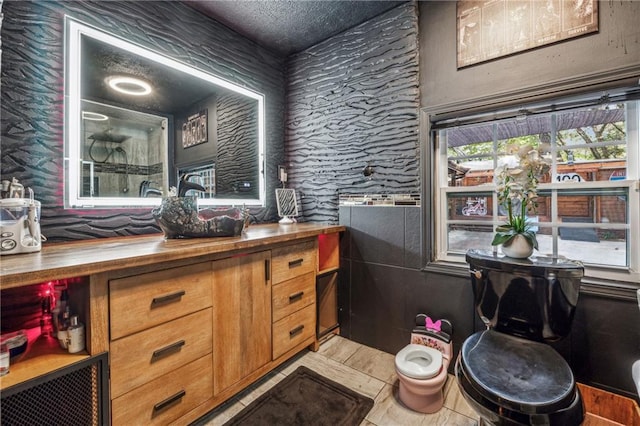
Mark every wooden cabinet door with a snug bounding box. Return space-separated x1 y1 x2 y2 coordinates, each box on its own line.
212 250 271 395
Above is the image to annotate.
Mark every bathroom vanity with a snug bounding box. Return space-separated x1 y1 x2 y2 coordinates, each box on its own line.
0 223 343 425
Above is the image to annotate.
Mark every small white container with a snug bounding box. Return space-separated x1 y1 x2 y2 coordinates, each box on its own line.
67 316 85 354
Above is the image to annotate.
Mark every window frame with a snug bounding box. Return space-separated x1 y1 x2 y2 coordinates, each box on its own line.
424 94 640 287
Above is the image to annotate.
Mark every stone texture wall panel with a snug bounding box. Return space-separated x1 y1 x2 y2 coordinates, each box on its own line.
285 3 420 223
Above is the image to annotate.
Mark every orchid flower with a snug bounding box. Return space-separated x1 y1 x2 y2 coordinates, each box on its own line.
492 143 551 249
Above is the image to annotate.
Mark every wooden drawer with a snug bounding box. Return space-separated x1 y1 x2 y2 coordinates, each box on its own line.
110 308 213 398
272 271 315 322
111 354 213 426
272 303 315 359
110 262 212 339
271 240 316 284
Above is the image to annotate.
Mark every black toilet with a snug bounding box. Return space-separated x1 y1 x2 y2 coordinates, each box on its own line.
456 250 584 426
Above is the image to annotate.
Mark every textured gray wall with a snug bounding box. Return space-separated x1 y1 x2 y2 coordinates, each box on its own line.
285 3 420 223
1 0 285 241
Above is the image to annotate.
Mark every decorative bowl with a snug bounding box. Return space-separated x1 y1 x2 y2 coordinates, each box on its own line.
152 196 246 239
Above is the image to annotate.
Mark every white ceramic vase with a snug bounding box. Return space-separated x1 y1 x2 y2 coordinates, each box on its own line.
501 234 534 259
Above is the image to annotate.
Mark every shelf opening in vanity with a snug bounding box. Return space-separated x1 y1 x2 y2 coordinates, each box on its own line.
0 276 91 391
318 232 340 275
317 233 340 339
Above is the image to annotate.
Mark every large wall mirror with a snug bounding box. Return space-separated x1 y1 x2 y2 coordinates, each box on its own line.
64 17 265 208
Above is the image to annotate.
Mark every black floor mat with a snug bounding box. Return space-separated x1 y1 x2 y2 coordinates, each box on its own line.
219 366 374 426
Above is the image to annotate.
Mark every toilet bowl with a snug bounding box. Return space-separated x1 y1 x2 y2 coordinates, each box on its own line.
460 250 585 426
394 316 453 414
456 330 583 425
395 344 449 413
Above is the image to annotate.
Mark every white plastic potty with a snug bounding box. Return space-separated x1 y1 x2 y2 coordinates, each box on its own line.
395 344 442 379
394 315 453 414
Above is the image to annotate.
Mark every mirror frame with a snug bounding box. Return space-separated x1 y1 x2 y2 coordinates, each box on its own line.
64 17 266 208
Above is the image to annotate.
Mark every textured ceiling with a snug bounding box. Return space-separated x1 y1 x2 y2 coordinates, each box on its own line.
185 0 406 57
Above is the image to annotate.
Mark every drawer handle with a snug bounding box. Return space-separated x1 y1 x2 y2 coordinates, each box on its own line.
151 290 186 307
288 258 304 268
151 340 186 361
289 324 304 337
288 291 304 302
153 389 186 413
265 258 271 281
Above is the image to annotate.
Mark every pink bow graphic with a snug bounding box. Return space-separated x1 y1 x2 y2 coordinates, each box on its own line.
426 317 441 332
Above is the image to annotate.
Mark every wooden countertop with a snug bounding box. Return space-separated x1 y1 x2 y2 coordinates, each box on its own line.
0 223 344 289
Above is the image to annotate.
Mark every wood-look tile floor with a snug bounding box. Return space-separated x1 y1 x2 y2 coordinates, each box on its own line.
198 335 480 425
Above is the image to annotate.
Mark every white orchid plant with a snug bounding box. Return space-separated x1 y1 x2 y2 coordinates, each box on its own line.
491 143 551 250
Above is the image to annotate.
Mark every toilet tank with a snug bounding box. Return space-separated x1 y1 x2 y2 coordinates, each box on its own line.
466 250 583 342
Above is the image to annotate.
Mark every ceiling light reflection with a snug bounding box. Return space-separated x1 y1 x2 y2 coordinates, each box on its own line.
81 111 109 121
106 76 152 96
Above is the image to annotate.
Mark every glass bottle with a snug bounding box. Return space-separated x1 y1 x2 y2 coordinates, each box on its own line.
52 288 68 334
40 294 53 337
58 289 69 313
57 305 71 349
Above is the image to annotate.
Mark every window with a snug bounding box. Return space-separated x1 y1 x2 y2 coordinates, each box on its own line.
432 98 639 284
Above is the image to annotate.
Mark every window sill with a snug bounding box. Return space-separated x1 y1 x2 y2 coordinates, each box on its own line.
422 261 469 278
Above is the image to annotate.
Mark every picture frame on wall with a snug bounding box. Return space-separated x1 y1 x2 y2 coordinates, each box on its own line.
457 0 598 68
182 109 208 148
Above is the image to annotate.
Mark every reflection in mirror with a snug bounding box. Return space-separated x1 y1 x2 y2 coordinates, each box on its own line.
65 17 265 208
81 100 167 198
275 189 298 224
177 93 260 200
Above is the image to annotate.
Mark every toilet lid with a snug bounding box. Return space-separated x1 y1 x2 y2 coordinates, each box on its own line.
459 330 576 415
395 344 442 380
